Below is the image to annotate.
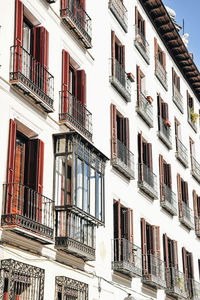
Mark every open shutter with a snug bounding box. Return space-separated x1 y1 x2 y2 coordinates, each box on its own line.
185 182 188 204
154 37 158 69
159 155 164 201
136 65 141 105
113 200 120 239
182 247 189 296
123 118 129 149
75 70 86 105
7 120 17 184
163 52 166 69
33 27 49 68
62 50 70 114
143 20 146 38
111 31 115 76
14 0 23 47
168 164 172 188
172 67 174 86
128 208 134 244
135 6 138 26
141 218 148 274
61 0 67 12
163 234 170 287
177 174 183 218
147 143 152 170
152 226 160 259
121 45 125 69
164 103 169 120
172 240 178 270
193 190 199 233
138 133 143 182
111 104 117 159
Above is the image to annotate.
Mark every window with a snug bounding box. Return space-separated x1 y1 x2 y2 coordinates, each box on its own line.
154 38 168 90
158 95 169 122
135 7 146 37
182 248 194 298
172 68 180 92
136 66 145 97
138 133 152 169
187 91 197 131
189 138 195 159
193 190 200 235
177 174 189 211
154 38 166 68
159 155 172 189
157 94 172 148
55 276 88 300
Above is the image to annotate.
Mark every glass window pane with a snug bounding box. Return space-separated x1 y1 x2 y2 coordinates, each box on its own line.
77 158 83 209
83 163 89 213
56 137 66 153
55 156 65 206
90 168 95 217
96 172 102 220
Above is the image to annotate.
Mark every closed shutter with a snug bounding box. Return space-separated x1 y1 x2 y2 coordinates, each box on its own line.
62 50 70 114
61 0 67 12
154 37 158 69
159 155 164 201
136 65 141 105
141 218 148 274
177 174 183 217
172 240 178 270
135 6 138 26
75 70 86 105
163 234 170 287
138 133 143 182
193 190 199 233
111 104 117 159
14 0 23 73
111 31 115 76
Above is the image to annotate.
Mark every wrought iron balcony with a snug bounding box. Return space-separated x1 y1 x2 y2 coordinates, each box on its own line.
173 84 183 113
166 267 187 299
108 0 128 32
60 0 92 49
160 184 177 216
112 238 142 277
138 163 158 199
10 45 54 113
55 207 96 261
158 116 172 149
1 183 54 243
155 57 168 90
59 90 92 140
134 26 150 64
0 259 45 300
111 139 135 179
188 107 197 132
109 58 131 102
195 216 200 237
191 156 200 183
179 201 194 230
142 254 167 289
175 138 188 168
189 279 200 300
136 92 153 127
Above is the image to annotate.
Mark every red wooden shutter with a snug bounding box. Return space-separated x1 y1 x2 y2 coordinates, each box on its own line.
135 6 138 26
113 200 120 239
177 174 183 217
80 0 85 10
14 0 23 47
158 94 162 117
168 164 172 188
38 140 44 195
141 218 148 274
128 208 134 244
62 50 70 115
193 190 199 234
138 133 143 181
7 120 17 184
154 37 158 69
75 70 86 105
33 27 49 68
164 103 169 120
172 67 175 88
163 52 166 69
159 154 164 201
111 31 115 76
136 65 141 105
172 240 178 270
111 104 117 159
61 0 67 11
164 233 170 287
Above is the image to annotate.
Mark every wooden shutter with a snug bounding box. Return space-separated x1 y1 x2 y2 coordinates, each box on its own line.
75 70 86 105
152 226 160 259
128 208 134 244
61 0 67 11
33 27 49 68
147 143 152 170
163 52 166 69
7 120 17 184
168 164 172 188
111 104 117 159
182 247 188 295
185 182 188 204
111 31 115 76
141 218 148 274
14 0 23 47
113 200 121 240
163 234 170 287
123 118 129 149
172 67 174 86
62 50 70 114
38 140 44 195
136 65 141 105
159 155 164 201
172 240 178 270
177 174 183 217
121 45 125 69
135 6 138 26
143 20 146 38
154 37 158 69
193 190 199 233
138 133 143 181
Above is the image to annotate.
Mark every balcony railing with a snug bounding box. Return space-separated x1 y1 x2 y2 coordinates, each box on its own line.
136 92 153 127
112 238 142 277
1 183 54 243
189 279 200 300
134 26 150 64
10 45 54 113
142 254 166 289
175 138 188 168
179 201 194 230
108 0 128 32
173 84 183 113
188 107 197 132
160 184 177 215
155 57 168 90
59 90 92 140
109 58 131 102
138 163 158 199
60 0 92 48
166 267 187 299
111 139 135 179
55 208 96 261
158 116 172 149
191 156 200 183
195 216 200 237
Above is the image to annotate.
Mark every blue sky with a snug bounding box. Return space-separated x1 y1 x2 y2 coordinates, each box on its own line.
163 0 200 68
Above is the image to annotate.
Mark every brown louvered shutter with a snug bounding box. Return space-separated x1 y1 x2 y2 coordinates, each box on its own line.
172 240 178 270
111 104 117 159
168 164 172 188
111 31 115 76
163 234 170 287
152 226 160 259
138 133 143 182
163 52 166 69
7 120 17 184
147 143 152 170
75 70 86 105
135 6 138 26
62 50 70 114
15 0 23 47
121 45 125 69
113 200 120 239
143 20 146 38
193 190 199 233
185 182 189 204
141 218 148 274
159 155 164 201
154 37 158 69
177 174 183 218
182 247 189 296
128 208 134 244
172 67 174 86
136 65 141 105
123 118 129 149
61 0 67 13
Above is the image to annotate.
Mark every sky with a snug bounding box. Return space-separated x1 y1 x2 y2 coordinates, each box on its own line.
163 0 200 69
